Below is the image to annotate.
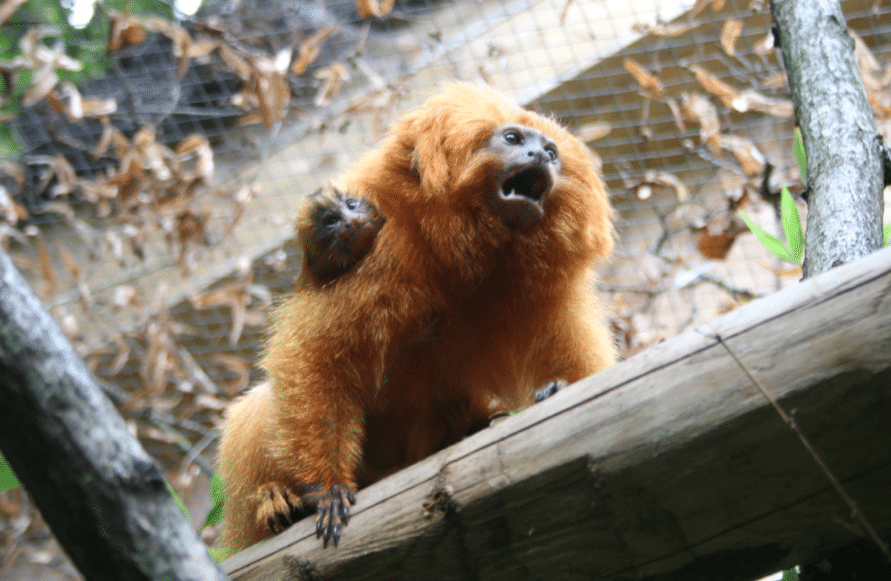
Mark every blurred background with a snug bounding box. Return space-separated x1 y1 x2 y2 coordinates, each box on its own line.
1 0 890 578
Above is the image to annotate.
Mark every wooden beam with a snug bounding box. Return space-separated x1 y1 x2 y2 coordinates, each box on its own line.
223 246 891 581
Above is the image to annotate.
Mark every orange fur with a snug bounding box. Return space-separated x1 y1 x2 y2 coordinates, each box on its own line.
218 83 615 554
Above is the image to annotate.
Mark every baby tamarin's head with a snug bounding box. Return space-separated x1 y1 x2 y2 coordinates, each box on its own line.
297 185 384 287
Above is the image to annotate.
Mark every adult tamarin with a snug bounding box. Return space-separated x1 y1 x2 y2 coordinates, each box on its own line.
218 83 616 554
295 185 384 288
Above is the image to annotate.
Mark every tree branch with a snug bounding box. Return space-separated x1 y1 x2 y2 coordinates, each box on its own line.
0 248 226 581
771 0 884 277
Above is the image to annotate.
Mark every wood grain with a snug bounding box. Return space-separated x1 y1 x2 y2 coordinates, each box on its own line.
223 246 891 581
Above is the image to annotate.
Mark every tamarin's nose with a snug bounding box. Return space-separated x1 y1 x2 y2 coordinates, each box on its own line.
527 147 547 162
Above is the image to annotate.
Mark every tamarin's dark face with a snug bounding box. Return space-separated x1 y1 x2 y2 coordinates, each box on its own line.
486 124 561 230
307 188 383 280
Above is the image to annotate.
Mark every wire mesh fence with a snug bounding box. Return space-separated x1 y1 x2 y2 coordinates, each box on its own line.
2 0 891 574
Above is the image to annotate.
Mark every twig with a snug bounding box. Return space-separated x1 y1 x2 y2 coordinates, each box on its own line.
702 328 891 564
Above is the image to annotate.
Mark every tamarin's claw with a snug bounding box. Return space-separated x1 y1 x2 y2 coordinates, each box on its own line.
534 380 567 402
257 483 306 533
315 484 356 547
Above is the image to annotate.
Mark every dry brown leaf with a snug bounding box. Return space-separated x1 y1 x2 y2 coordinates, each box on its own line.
315 62 349 107
109 334 132 375
753 31 775 56
624 58 664 99
34 235 57 299
732 89 794 118
0 187 27 223
186 38 219 62
665 98 686 132
696 217 744 260
635 171 689 202
651 170 688 202
292 26 336 76
690 0 724 18
56 243 81 281
0 159 25 187
760 71 787 90
176 134 214 182
102 231 124 266
124 224 146 261
852 30 882 80
560 0 574 24
259 70 290 128
632 21 697 38
869 92 891 119
0 0 26 26
223 184 258 238
176 210 209 275
720 18 743 57
144 17 194 80
682 92 721 156
141 320 173 396
110 126 132 160
209 353 251 394
219 45 251 80
57 244 92 310
574 122 611 142
356 0 396 18
107 10 147 52
23 66 58 106
0 162 27 223
49 155 77 197
93 116 113 159
190 282 246 310
690 65 739 107
756 259 803 278
194 393 228 412
134 127 175 181
720 133 766 176
111 284 140 308
81 97 117 118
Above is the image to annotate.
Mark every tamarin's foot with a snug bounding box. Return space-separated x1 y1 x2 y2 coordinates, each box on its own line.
256 483 307 533
314 484 356 547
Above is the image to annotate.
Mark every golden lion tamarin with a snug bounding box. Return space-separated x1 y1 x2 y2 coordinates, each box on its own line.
218 83 616 554
295 185 384 288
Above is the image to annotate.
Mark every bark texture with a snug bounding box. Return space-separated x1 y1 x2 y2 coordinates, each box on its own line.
771 0 884 277
0 248 226 581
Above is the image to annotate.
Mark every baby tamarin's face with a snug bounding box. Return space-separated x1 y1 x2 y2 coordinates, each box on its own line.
301 187 384 285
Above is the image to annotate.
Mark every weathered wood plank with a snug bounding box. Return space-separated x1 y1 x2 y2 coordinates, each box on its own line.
223 246 891 581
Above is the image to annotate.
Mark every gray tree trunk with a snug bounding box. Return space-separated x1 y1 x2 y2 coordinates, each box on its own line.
771 0 884 278
0 248 226 581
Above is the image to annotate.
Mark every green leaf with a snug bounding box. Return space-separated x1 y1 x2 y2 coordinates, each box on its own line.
739 210 797 263
0 456 21 491
884 224 891 246
0 126 21 158
793 127 807 184
780 186 804 263
166 480 192 524
201 471 225 530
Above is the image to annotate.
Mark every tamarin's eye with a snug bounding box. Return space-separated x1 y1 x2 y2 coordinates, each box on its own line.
323 214 340 227
503 130 522 145
545 145 558 161
345 199 359 211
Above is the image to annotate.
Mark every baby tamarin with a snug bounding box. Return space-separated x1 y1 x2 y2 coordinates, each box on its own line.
219 83 616 554
295 185 384 288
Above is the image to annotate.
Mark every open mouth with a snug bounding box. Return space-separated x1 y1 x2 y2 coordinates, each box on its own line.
500 165 553 203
